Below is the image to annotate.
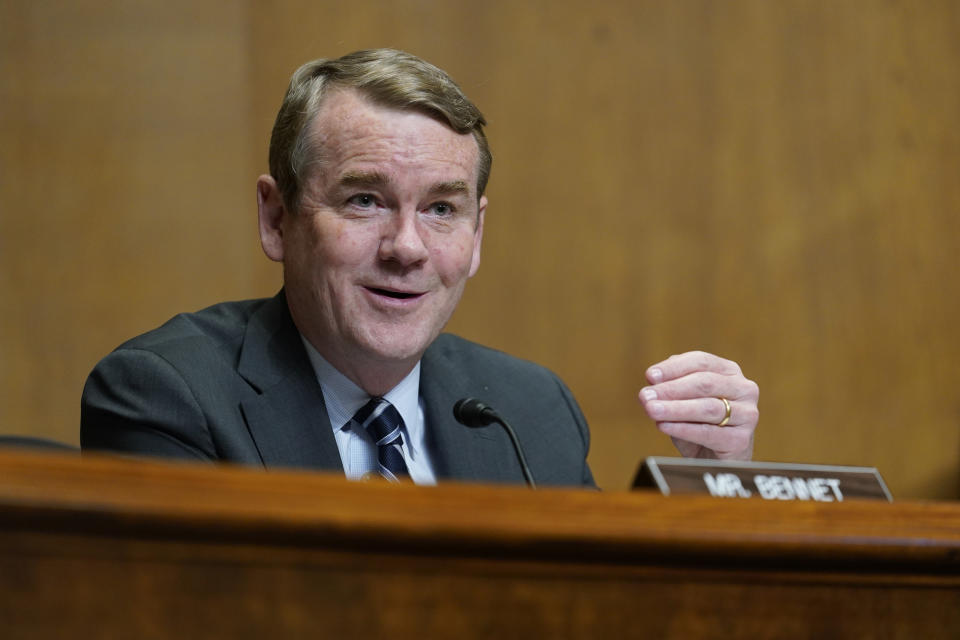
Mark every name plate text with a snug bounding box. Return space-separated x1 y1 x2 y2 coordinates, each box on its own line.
633 457 892 502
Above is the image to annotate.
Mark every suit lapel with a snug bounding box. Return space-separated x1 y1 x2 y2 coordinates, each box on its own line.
236 292 343 472
232 296 516 482
421 339 521 484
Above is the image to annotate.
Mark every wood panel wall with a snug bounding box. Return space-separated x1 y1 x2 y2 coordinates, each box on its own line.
2 0 958 498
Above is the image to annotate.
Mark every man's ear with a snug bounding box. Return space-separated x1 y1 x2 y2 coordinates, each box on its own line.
468 195 486 278
257 175 286 262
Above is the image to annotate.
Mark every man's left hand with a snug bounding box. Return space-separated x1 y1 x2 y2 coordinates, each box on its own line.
638 351 759 460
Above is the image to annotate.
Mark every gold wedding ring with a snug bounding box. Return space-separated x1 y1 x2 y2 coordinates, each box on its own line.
718 397 732 427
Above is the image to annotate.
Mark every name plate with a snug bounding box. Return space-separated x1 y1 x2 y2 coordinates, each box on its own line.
633 457 892 502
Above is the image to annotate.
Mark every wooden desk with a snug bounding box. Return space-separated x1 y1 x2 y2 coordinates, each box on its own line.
1 450 957 638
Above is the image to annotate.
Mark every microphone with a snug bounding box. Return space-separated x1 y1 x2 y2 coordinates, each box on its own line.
453 398 537 489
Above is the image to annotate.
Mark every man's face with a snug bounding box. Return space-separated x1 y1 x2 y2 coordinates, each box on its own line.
258 88 485 391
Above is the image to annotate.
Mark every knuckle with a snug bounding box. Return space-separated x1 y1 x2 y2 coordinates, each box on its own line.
694 374 713 397
696 381 712 398
694 351 711 370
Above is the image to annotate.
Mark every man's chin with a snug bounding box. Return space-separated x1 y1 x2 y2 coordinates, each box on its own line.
354 331 436 367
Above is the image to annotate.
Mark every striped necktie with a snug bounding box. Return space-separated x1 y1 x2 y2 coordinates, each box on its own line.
353 398 410 482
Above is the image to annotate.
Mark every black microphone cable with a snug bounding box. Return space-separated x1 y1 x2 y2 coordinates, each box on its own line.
453 398 537 489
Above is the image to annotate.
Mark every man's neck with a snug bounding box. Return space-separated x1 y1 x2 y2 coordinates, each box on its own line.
301 339 419 397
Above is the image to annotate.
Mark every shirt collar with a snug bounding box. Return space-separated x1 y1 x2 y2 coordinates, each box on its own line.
299 336 422 450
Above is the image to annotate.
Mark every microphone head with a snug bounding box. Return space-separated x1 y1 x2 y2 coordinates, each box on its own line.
453 397 498 427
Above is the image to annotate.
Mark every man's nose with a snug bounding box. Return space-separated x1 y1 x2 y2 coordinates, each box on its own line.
378 209 429 266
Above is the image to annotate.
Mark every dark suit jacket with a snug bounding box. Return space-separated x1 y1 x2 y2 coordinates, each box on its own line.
81 292 595 487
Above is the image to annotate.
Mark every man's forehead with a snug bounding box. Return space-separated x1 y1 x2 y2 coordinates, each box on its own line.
313 86 448 129
307 88 481 182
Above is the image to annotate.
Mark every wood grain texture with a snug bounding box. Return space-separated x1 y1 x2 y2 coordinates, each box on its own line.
1 450 958 639
2 1 958 498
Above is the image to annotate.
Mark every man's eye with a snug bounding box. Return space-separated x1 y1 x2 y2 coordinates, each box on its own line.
348 194 376 208
428 202 454 216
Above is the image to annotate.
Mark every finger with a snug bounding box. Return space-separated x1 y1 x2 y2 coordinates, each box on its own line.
640 371 759 403
642 397 746 426
657 422 755 460
646 351 742 384
668 436 709 459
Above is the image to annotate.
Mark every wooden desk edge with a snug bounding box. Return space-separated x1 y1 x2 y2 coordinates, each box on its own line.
1 450 958 573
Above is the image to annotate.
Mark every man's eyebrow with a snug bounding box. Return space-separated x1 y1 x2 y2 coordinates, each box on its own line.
429 180 470 196
337 173 471 197
339 171 390 187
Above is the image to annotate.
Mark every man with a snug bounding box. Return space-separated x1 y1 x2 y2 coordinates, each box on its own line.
81 49 759 486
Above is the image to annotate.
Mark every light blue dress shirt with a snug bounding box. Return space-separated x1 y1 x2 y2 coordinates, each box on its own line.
300 337 437 485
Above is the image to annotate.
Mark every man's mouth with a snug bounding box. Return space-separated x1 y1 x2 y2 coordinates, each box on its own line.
366 286 423 300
